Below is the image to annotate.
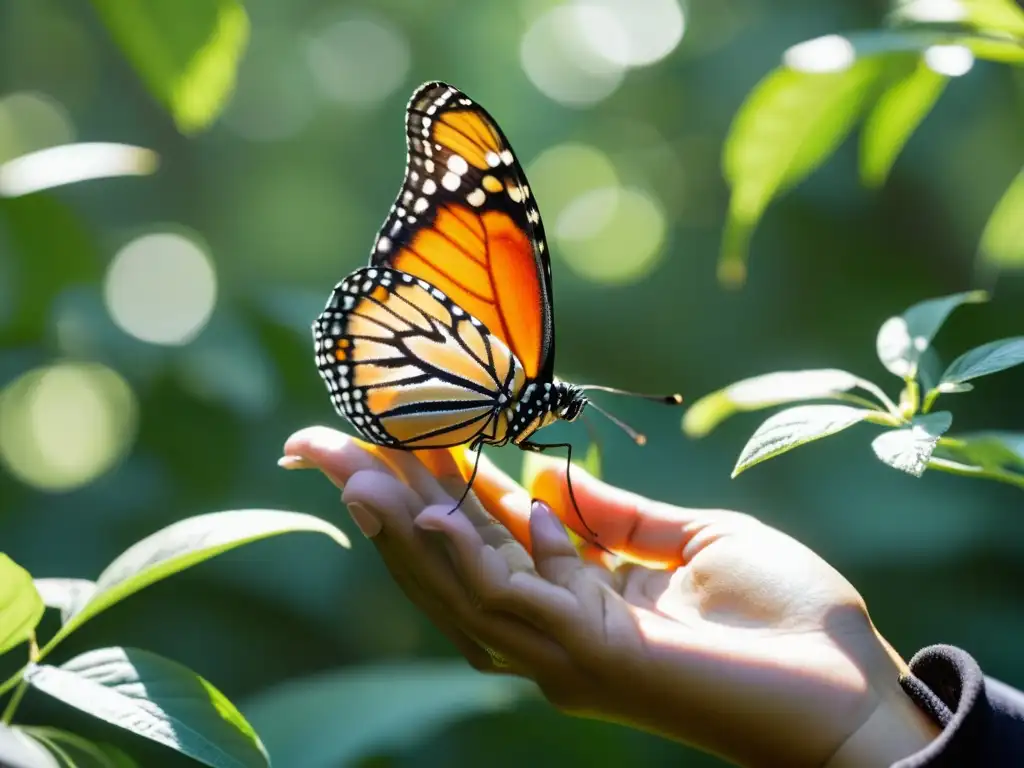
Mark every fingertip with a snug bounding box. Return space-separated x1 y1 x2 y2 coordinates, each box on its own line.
529 499 573 551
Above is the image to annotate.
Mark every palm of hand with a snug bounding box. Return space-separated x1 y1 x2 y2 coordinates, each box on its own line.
282 427 909 768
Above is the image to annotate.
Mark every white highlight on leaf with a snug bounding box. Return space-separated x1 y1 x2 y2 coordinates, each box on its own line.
871 411 952 477
783 34 856 74
0 143 158 197
924 45 974 77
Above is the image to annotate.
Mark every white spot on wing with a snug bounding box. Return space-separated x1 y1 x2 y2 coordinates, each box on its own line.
413 197 429 214
486 151 500 167
441 171 460 191
500 150 514 165
447 154 469 175
377 236 391 253
467 188 486 207
422 179 436 195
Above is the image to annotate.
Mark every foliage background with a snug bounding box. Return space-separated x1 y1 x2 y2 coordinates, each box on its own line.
2 0 1024 765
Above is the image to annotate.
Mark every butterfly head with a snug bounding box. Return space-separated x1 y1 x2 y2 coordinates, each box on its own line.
554 382 587 423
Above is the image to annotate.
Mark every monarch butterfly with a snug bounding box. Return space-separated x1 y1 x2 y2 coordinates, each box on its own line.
313 81 681 538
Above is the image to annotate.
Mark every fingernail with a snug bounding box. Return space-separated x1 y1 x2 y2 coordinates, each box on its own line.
278 455 315 470
531 500 567 539
347 503 382 538
415 511 445 533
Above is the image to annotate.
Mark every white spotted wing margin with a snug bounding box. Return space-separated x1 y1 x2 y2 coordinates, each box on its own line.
368 80 557 382
312 266 525 450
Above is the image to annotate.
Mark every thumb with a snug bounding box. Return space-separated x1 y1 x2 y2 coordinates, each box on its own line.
530 460 744 568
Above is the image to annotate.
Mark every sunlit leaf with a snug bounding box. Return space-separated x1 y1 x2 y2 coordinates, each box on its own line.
979 166 1024 268
871 411 953 476
26 647 268 768
241 662 532 768
732 405 875 477
720 59 884 285
89 0 250 133
890 0 1024 38
33 579 96 625
0 723 59 768
933 431 1024 470
41 510 351 656
0 554 44 657
875 290 988 378
939 336 1024 385
860 60 946 187
683 369 864 438
0 143 158 198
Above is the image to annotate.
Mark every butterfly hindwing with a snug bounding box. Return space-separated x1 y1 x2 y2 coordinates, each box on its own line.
313 266 526 449
368 82 556 382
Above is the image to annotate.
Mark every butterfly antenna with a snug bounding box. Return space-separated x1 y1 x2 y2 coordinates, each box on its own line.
584 400 648 446
578 384 684 406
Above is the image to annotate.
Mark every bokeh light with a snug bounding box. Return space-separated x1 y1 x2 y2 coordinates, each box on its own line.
579 0 686 68
222 27 319 142
104 231 218 346
0 362 138 492
0 91 74 164
527 142 619 214
556 186 667 284
520 5 628 106
306 15 410 106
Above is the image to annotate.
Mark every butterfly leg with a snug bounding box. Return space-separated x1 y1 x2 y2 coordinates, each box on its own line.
519 441 605 546
447 442 485 516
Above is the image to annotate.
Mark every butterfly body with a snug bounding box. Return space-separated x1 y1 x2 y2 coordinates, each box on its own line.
313 264 586 452
313 81 679 532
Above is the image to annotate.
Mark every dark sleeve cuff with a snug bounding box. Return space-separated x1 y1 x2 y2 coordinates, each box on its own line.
892 644 1024 767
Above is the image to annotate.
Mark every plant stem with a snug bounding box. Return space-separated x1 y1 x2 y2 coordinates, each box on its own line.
22 726 116 767
928 457 1024 490
1 681 28 725
1 634 39 725
854 378 903 419
921 388 940 414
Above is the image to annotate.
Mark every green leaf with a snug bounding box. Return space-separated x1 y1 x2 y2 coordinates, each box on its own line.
26 647 267 768
939 337 1024 385
860 60 946 187
0 554 44 658
88 0 249 133
890 0 1024 38
683 369 864 438
875 290 989 378
19 727 139 768
979 166 1024 268
0 143 158 198
934 431 1024 470
574 442 602 479
33 579 96 625
241 662 532 767
720 59 884 285
0 723 59 768
871 411 953 476
732 405 875 478
41 510 350 656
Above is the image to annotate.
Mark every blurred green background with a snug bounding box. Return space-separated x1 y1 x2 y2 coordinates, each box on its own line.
2 0 1024 765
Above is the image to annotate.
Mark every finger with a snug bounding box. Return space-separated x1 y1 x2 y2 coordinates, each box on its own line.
531 463 752 568
342 476 570 672
282 426 392 489
416 503 583 640
466 452 534 549
382 558 510 674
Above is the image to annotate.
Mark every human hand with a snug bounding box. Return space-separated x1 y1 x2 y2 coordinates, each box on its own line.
281 426 938 768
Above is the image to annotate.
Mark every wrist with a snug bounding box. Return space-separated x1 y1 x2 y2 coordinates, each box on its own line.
824 633 940 768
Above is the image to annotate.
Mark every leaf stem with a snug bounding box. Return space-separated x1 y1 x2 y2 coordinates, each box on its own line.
928 457 1024 490
22 726 117 767
1 633 38 725
921 388 940 414
854 377 903 418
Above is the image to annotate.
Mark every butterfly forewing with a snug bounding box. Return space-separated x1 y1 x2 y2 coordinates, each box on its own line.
368 82 556 382
313 266 526 449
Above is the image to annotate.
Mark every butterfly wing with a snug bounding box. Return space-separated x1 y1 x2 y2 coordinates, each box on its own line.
368 81 555 382
313 266 526 449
